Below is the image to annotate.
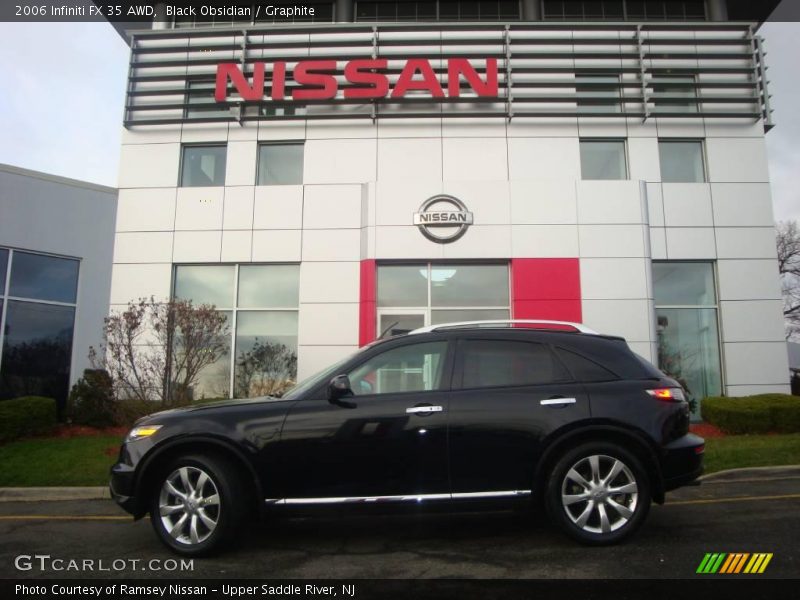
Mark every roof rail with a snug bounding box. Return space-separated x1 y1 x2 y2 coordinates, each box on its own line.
408 320 598 335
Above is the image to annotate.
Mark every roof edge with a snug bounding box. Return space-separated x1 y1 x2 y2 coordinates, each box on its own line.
0 163 117 195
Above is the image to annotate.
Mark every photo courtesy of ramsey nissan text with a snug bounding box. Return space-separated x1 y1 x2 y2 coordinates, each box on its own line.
1 0 799 598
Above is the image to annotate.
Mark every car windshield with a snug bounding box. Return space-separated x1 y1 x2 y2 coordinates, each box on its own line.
282 346 372 400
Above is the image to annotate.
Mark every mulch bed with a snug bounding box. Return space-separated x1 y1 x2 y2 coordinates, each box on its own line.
690 422 726 439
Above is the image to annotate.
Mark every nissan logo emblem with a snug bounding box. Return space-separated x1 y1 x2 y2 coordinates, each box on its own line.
413 195 474 243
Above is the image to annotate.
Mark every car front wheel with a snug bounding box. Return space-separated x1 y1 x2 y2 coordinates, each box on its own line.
150 453 245 556
545 442 651 545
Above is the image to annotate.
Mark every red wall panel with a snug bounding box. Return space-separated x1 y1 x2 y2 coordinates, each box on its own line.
511 258 582 322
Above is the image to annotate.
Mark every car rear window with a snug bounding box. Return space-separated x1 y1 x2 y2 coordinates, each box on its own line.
459 339 572 389
554 347 619 382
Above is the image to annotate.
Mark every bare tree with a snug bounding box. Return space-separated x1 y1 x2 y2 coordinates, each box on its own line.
777 221 800 340
91 297 230 406
234 340 297 398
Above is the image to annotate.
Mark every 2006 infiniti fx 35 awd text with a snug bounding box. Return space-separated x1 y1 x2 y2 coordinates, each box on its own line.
110 320 704 555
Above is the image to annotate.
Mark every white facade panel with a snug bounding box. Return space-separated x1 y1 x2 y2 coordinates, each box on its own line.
507 138 582 180
225 141 258 186
299 261 361 304
628 138 661 182
706 138 770 183
580 258 649 300
510 180 578 225
443 138 508 181
222 186 255 230
723 342 790 387
576 181 644 225
717 260 783 301
173 231 222 262
511 225 579 258
303 185 363 230
114 232 173 264
253 186 304 230
662 184 714 227
302 229 362 262
220 231 253 262
715 227 779 260
304 139 377 184
377 138 443 181
116 188 176 232
720 300 787 343
110 263 173 304
711 183 775 227
174 187 225 231
298 303 360 346
251 230 302 262
578 225 646 258
665 228 717 259
118 143 180 188
582 299 652 342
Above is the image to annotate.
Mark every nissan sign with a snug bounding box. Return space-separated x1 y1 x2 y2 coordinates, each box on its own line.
413 195 474 243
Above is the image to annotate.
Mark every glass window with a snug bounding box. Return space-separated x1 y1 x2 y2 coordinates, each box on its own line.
576 74 621 114
189 311 232 400
0 301 75 404
377 265 429 307
174 265 235 307
659 140 705 183
180 145 227 187
652 76 698 114
653 262 716 306
430 265 509 307
0 248 8 295
257 143 304 185
656 307 722 404
238 265 299 308
431 308 509 325
348 341 447 396
185 80 229 120
9 251 79 303
653 261 721 419
555 347 619 382
459 340 571 389
234 312 298 397
580 140 627 180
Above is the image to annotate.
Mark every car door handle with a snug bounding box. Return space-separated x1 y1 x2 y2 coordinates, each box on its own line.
406 405 443 414
540 397 577 406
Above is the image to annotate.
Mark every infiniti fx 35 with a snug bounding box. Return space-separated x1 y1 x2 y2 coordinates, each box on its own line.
111 321 704 555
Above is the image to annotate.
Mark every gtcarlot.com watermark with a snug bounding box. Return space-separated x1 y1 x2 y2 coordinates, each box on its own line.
14 554 193 572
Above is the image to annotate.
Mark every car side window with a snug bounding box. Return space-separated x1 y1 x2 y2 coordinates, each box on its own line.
347 341 448 396
555 347 620 382
458 339 572 389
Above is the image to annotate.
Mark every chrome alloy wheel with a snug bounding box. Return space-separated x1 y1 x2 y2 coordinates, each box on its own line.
560 454 639 535
159 466 221 545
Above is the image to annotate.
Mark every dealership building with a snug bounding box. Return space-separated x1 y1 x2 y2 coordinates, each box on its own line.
108 0 789 409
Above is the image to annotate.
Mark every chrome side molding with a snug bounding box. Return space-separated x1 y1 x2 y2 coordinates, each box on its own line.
265 490 531 505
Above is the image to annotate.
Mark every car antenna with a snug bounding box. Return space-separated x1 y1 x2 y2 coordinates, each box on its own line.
378 321 400 339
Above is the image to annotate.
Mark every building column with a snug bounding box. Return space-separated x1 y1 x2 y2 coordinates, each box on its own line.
707 0 729 21
522 0 542 20
152 2 169 30
336 0 355 22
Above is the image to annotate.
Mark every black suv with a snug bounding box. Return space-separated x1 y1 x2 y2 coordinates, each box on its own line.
111 320 704 555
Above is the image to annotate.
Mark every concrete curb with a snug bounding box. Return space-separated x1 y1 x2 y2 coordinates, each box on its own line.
0 487 109 502
699 465 800 482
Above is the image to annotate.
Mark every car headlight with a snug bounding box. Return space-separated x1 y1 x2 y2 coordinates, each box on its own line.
126 425 162 442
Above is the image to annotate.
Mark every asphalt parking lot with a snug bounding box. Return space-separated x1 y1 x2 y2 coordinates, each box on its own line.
0 469 798 580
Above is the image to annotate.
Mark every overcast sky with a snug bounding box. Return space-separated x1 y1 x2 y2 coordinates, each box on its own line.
0 20 797 222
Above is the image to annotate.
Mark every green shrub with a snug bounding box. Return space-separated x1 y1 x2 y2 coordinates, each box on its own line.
701 394 800 434
0 396 57 443
115 398 160 426
67 369 117 428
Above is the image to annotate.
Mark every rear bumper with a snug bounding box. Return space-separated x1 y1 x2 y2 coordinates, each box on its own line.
661 432 705 491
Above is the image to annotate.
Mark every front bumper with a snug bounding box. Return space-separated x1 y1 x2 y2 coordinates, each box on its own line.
110 461 141 517
661 432 705 491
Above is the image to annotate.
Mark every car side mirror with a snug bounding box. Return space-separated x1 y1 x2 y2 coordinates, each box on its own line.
328 374 356 408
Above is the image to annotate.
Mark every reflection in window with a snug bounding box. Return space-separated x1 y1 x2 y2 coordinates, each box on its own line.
653 261 721 419
9 251 79 304
180 145 227 187
0 301 75 406
659 140 705 183
0 248 80 412
348 342 447 395
377 265 429 307
173 264 299 399
580 140 627 180
174 265 235 307
0 249 7 295
257 143 304 185
460 340 571 388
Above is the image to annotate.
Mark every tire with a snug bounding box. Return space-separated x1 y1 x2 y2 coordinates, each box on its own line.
149 453 247 556
545 442 651 545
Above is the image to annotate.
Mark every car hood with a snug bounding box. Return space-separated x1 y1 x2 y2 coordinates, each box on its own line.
135 396 292 424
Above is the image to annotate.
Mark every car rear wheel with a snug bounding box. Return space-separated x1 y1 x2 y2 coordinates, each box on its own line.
150 453 246 556
545 442 651 545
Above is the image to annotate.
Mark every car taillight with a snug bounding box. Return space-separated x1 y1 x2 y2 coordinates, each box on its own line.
646 387 686 402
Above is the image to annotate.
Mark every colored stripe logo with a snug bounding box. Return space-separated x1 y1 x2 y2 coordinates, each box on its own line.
696 553 773 574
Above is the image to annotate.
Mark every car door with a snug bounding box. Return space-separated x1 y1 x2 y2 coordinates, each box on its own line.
276 338 454 501
447 334 591 496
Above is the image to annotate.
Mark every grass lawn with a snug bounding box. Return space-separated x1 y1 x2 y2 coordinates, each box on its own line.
704 433 800 474
0 434 122 487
